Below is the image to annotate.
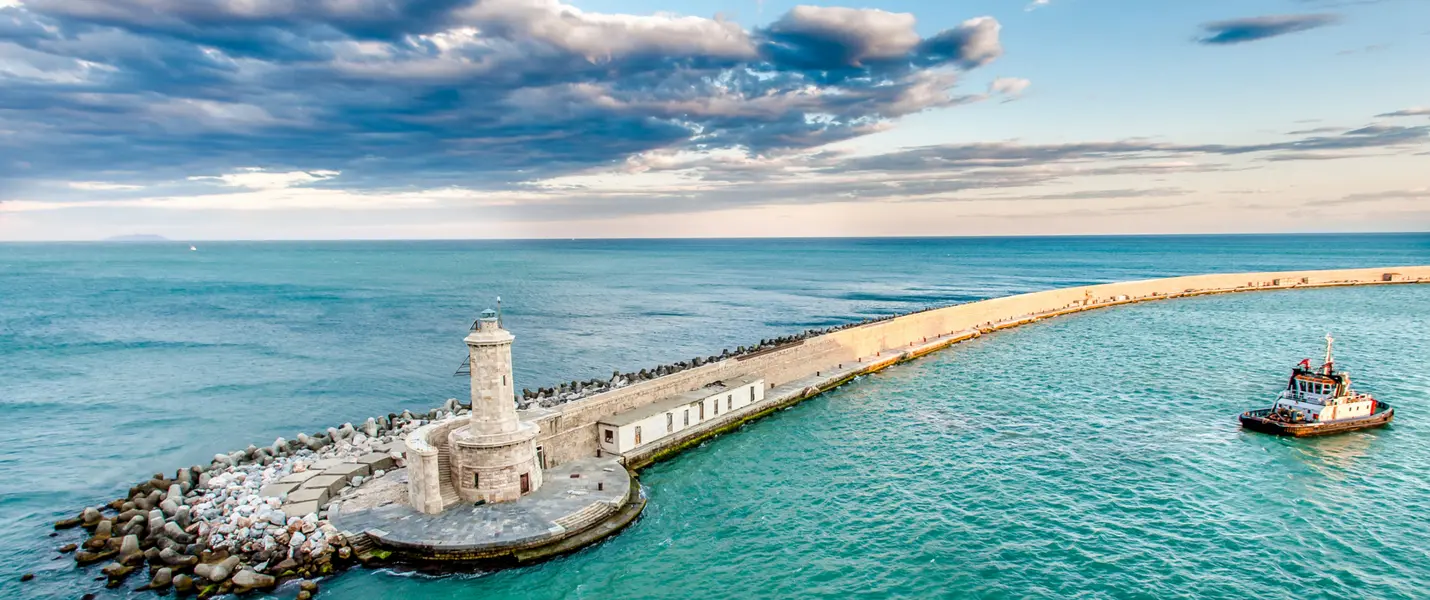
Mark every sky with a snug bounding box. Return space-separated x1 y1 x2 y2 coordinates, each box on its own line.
0 0 1427 240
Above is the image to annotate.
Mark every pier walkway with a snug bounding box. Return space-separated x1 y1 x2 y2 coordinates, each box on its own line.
330 457 633 562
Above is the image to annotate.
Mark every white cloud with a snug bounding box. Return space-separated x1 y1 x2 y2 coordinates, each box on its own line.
1025 0 1051 12
1 186 456 212
69 181 144 191
989 77 1031 98
187 168 341 190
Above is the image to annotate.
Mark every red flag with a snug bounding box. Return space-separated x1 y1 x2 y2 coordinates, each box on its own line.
1297 358 1311 369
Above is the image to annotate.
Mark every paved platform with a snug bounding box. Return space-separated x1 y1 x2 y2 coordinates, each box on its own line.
329 457 633 560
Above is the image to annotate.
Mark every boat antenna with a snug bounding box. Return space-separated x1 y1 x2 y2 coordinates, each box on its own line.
496 296 503 328
1323 333 1334 375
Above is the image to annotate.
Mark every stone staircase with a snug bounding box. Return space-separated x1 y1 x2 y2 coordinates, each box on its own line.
436 451 460 509
553 501 615 533
342 531 377 559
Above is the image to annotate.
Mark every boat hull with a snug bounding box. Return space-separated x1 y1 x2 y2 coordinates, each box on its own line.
1239 405 1393 437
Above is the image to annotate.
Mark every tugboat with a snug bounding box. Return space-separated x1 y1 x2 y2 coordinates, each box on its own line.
1239 334 1393 437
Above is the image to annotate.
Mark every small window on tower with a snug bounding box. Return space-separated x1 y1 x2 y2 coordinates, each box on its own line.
473 472 480 488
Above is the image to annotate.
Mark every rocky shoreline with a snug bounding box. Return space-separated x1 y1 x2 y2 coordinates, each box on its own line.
49 402 469 598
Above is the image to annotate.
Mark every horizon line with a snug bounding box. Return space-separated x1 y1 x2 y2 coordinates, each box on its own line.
4 229 1430 244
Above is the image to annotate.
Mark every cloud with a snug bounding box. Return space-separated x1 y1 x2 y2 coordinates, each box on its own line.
759 6 921 70
819 123 1427 174
985 188 1190 201
188 168 341 190
1377 107 1430 117
0 0 1007 200
69 181 143 191
989 77 1030 99
1307 188 1429 207
1196 14 1340 45
1336 43 1388 55
15 116 1419 226
1026 0 1051 11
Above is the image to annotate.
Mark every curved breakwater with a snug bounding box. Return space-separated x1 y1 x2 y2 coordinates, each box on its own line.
527 266 1430 468
38 265 1430 597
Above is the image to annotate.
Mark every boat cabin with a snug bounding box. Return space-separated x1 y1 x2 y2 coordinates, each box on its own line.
1268 335 1376 423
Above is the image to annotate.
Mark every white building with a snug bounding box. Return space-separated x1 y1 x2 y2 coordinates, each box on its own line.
597 377 765 456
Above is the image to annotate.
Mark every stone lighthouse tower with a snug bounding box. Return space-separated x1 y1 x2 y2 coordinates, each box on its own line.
448 306 542 504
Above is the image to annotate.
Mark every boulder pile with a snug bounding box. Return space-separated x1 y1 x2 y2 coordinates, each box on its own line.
53 404 463 597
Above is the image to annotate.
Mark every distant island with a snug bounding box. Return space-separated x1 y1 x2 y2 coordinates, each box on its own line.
105 234 170 242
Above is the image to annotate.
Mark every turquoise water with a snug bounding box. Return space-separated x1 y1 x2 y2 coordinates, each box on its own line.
322 285 1430 600
3 234 1430 599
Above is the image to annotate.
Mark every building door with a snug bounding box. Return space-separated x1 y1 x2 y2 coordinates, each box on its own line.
536 446 545 469
635 426 642 445
520 473 531 494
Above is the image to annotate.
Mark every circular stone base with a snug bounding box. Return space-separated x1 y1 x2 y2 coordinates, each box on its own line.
329 456 641 565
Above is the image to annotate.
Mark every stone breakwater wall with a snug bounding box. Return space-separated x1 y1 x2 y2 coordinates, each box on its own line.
528 266 1430 467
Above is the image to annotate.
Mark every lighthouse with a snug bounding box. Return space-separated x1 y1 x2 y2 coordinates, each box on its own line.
448 306 542 504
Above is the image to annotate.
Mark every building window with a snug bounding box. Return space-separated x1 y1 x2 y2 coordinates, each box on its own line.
699 402 705 420
537 446 545 469
666 413 673 432
714 401 719 416
750 387 755 402
684 410 689 426
473 472 480 488
728 395 732 410
503 375 507 386
604 429 614 443
635 426 642 444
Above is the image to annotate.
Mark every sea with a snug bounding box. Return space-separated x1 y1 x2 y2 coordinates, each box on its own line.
2 234 1429 599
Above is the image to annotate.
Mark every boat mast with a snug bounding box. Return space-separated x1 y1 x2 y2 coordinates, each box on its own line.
1323 333 1334 375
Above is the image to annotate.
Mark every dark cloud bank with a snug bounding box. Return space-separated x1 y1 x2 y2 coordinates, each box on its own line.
0 0 1003 189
